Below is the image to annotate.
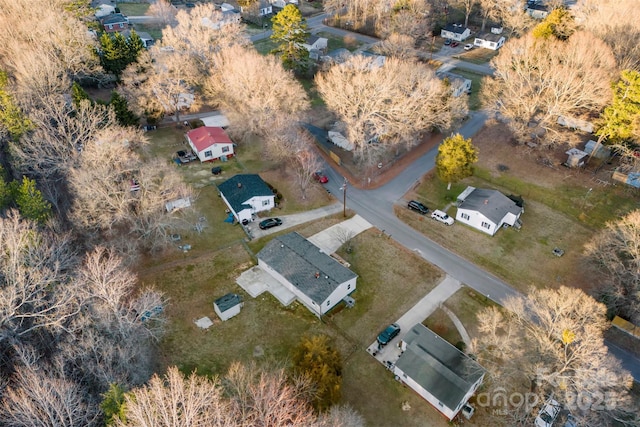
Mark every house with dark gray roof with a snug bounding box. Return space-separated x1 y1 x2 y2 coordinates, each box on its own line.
441 23 471 41
217 174 275 224
257 232 357 317
393 324 486 420
455 186 523 236
526 3 550 19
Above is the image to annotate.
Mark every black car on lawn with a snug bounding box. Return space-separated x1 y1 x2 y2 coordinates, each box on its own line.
259 218 282 230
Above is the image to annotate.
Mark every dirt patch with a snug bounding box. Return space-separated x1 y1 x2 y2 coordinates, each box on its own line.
473 121 615 190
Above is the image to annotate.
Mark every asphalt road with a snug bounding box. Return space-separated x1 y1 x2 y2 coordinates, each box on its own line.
314 113 640 382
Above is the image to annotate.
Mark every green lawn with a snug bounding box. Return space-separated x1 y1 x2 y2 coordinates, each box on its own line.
314 31 364 52
140 224 450 427
456 47 499 64
133 23 163 40
252 38 278 55
116 2 149 15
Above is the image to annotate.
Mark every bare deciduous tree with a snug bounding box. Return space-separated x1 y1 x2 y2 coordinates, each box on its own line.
0 211 80 346
375 33 416 60
474 286 636 426
0 363 99 427
206 46 310 141
575 0 640 71
585 210 640 323
291 148 322 200
160 4 249 81
316 56 467 163
148 0 178 26
68 127 192 254
483 32 616 147
118 363 324 427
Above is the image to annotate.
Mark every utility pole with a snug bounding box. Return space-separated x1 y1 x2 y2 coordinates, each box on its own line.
341 177 348 217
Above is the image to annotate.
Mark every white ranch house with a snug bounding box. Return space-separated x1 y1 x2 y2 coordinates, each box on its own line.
257 232 358 318
455 186 523 236
473 32 505 50
185 126 234 163
217 174 275 224
437 71 472 97
441 23 471 41
393 324 486 420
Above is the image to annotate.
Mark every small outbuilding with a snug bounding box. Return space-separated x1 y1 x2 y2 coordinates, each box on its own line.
565 148 588 168
214 293 243 321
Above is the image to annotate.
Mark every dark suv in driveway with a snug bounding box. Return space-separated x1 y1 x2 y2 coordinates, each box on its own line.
377 323 401 346
408 200 429 215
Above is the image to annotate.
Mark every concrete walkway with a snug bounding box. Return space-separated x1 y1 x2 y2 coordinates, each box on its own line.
307 214 371 254
441 305 472 349
366 275 462 364
248 202 343 239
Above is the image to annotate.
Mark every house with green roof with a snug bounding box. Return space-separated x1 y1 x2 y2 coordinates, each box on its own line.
217 174 275 224
257 232 357 317
393 323 486 420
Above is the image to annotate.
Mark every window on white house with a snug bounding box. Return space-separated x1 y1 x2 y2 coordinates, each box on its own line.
222 146 230 153
204 150 212 157
461 213 470 220
262 200 269 206
327 300 330 306
347 284 351 290
481 221 491 229
109 24 113 29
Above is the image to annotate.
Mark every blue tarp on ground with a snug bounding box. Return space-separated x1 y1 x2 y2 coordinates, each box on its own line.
224 212 235 223
628 173 640 188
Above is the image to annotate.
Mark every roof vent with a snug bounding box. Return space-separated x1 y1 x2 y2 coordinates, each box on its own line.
237 182 242 188
281 244 284 248
325 276 329 279
484 199 488 204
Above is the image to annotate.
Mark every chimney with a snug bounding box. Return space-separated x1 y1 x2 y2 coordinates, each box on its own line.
315 272 320 279
484 199 488 204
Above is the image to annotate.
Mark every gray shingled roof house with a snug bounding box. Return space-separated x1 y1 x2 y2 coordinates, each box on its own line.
393 324 486 420
441 23 471 41
455 186 523 236
257 232 357 317
217 174 275 224
214 293 243 321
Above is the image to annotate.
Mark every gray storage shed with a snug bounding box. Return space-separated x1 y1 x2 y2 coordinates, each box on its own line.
214 293 243 321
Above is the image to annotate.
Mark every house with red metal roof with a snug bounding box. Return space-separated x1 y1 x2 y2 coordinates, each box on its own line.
185 126 234 162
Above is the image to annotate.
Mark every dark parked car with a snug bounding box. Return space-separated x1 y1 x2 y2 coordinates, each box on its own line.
408 200 429 215
185 2 195 7
451 41 460 47
444 39 452 46
377 323 401 346
259 218 282 230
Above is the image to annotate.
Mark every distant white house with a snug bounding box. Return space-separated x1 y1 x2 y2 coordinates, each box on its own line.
393 324 486 420
526 3 550 19
473 32 505 50
441 23 471 41
214 293 243 321
217 174 275 223
455 186 523 236
257 232 358 317
437 71 472 97
95 3 116 18
303 35 328 52
185 126 234 162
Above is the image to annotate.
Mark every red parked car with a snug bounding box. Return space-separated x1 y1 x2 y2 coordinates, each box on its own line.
451 41 460 47
313 171 329 183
